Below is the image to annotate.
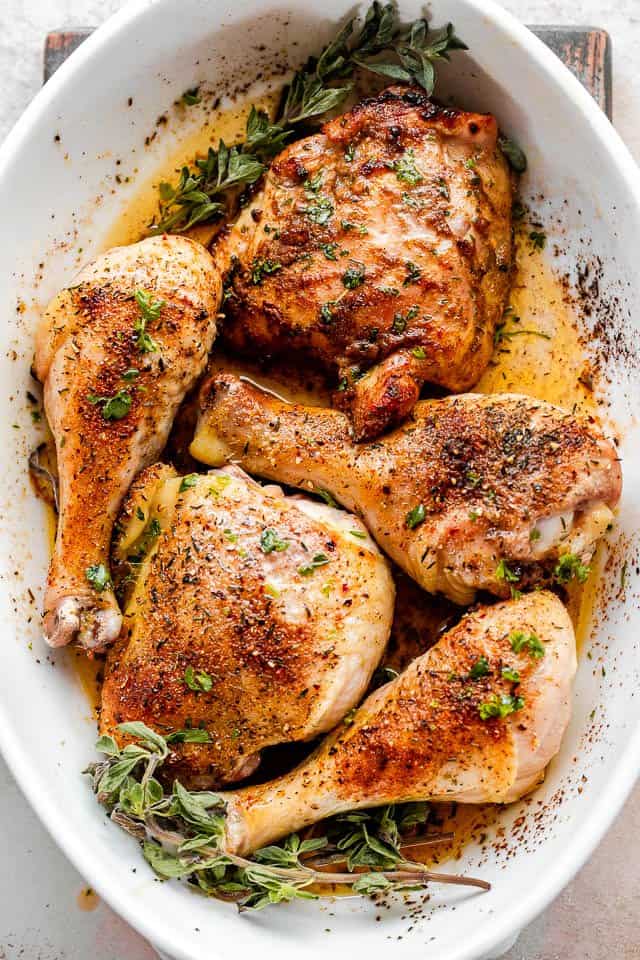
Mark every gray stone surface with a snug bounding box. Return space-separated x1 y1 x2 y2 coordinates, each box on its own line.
0 1 638 957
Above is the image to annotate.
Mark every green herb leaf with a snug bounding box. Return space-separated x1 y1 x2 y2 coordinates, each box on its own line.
317 488 340 508
303 195 334 226
298 553 330 576
405 503 426 529
117 722 169 755
498 135 527 173
528 230 546 251
166 728 212 744
393 149 422 185
85 563 112 592
260 528 290 554
184 666 214 692
509 631 545 659
179 473 199 493
554 552 590 585
133 289 164 352
403 260 422 285
95 734 119 757
182 87 202 106
501 666 521 683
469 656 489 680
478 692 524 720
495 559 519 583
250 258 283 285
342 263 365 289
88 389 133 421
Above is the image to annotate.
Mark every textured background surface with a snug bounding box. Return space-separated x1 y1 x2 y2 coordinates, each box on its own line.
1 1 639 957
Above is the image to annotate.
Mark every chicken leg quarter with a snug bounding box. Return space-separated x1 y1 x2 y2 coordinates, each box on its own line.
220 590 576 855
35 235 222 650
222 85 514 439
192 374 621 603
100 465 394 788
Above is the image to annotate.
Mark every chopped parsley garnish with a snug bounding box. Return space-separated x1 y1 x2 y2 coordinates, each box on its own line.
88 389 132 421
510 631 545 659
342 263 365 289
501 666 521 683
321 242 339 261
469 656 489 680
393 149 422 186
411 346 426 359
134 289 164 353
122 368 140 381
298 553 330 576
304 171 323 193
469 510 480 522
136 507 145 521
223 529 238 543
250 258 282 285
304 195 334 225
184 666 213 692
179 474 199 493
405 503 426 529
529 528 541 541
319 302 335 324
85 563 112 592
403 261 422 285
350 529 367 539
260 528 289 554
478 693 524 720
392 305 419 334
344 143 356 162
554 552 591 585
495 559 519 583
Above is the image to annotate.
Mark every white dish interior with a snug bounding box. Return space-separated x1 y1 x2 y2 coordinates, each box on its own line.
0 1 639 959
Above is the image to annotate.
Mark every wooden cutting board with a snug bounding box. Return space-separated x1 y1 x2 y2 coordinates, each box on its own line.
43 25 612 117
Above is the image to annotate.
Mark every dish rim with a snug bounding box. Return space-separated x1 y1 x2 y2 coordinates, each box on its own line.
0 1 639 958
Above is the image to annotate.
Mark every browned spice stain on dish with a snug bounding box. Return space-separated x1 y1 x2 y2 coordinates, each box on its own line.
76 886 100 911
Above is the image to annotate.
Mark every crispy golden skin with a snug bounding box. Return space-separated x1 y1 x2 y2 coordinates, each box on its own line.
192 374 622 604
223 86 514 439
35 236 222 650
221 591 576 854
101 465 394 788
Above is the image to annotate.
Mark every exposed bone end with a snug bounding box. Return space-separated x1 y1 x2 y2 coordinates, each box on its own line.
43 596 122 651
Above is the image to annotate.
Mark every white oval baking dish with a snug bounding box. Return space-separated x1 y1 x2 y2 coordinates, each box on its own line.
0 1 638 959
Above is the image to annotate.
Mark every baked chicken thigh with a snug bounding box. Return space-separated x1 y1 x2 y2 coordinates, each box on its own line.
221 590 576 854
192 374 621 604
223 86 514 439
100 464 394 788
35 235 222 650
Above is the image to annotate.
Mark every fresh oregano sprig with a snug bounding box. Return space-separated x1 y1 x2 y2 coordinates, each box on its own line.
151 2 468 233
85 722 490 910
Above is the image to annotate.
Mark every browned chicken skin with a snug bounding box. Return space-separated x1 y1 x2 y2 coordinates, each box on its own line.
221 591 576 854
223 86 514 439
192 374 622 603
35 236 222 650
101 465 394 788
